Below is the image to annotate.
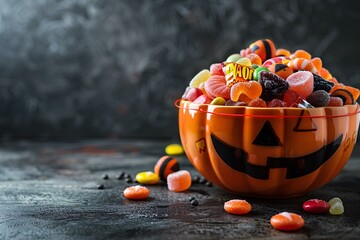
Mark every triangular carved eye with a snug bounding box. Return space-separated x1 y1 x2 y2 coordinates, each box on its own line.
252 121 282 146
293 110 317 132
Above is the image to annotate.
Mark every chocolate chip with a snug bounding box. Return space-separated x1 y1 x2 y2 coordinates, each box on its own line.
199 177 206 184
189 196 196 202
117 172 125 180
190 199 199 206
192 175 200 184
125 178 132 183
205 181 213 187
102 174 109 180
124 173 131 179
97 184 105 189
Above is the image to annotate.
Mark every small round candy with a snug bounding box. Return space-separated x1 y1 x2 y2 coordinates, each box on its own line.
327 97 343 106
328 197 343 206
167 170 192 192
246 53 262 66
189 69 211 88
226 53 242 62
210 97 226 105
210 63 225 76
224 199 252 215
329 202 344 215
253 67 269 80
306 90 330 107
270 212 304 231
236 57 252 66
286 71 314 99
303 199 330 214
123 185 150 200
268 63 294 80
165 144 184 155
135 171 160 185
154 156 180 181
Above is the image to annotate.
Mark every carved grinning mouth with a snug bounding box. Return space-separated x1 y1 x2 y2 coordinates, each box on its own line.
210 133 343 180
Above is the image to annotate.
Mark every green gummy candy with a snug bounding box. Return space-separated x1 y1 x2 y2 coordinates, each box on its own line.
328 197 343 206
329 202 344 215
254 67 269 80
226 54 242 63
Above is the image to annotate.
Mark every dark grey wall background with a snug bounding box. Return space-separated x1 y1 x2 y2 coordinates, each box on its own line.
0 0 359 140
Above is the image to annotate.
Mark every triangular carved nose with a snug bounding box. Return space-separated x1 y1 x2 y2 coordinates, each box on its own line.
252 121 282 146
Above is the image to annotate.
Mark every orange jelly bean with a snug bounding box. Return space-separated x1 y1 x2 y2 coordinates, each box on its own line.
230 81 262 101
270 212 304 231
224 199 252 215
123 185 151 200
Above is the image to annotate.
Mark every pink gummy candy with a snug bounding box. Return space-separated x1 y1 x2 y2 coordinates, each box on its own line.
167 170 192 192
286 71 314 99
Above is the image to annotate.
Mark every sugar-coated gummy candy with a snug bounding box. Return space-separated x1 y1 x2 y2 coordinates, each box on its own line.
262 57 285 68
329 202 344 215
258 71 289 101
319 67 332 80
236 57 252 66
226 53 242 62
225 100 247 106
270 212 305 231
302 199 330 214
267 99 287 107
204 75 230 99
167 170 192 192
288 58 318 74
185 87 203 102
165 144 184 155
290 49 312 60
135 171 160 185
328 96 343 106
253 67 269 80
306 90 330 107
189 69 211 88
311 57 322 70
249 39 276 62
313 74 335 92
248 98 267 107
224 199 252 215
276 48 291 57
268 63 294 80
282 90 302 107
154 155 180 181
123 185 150 200
286 71 314 99
246 53 262 66
210 97 226 105
331 84 360 101
193 94 212 104
210 63 225 76
230 81 262 101
330 89 354 105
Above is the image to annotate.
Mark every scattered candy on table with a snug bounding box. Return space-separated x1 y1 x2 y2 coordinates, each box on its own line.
123 185 151 200
135 171 160 185
224 199 252 215
165 144 184 155
302 199 330 214
154 155 180 181
270 212 305 231
167 170 192 192
328 197 344 215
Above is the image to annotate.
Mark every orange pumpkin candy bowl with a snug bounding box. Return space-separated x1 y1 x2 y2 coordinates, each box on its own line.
177 99 360 197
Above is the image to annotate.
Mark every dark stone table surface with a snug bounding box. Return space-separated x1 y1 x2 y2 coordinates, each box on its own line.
0 140 359 240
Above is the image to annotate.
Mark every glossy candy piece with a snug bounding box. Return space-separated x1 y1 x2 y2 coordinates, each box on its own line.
306 90 330 107
268 63 294 80
330 89 354 105
210 97 226 105
123 185 150 200
253 67 269 81
246 53 262 66
330 84 359 102
313 74 335 92
230 81 262 101
185 87 203 101
329 202 344 215
226 53 242 62
270 212 305 231
288 58 319 74
165 144 184 155
319 67 332 80
193 94 212 104
286 71 314 99
262 57 286 68
258 71 289 101
311 57 322 70
224 199 252 215
328 197 343 206
236 57 252 66
290 49 312 60
204 75 230 99
249 39 276 62
303 199 330 214
328 97 343 106
154 155 180 181
135 171 160 185
167 170 192 192
276 48 291 57
189 69 211 88
282 90 302 107
210 63 225 76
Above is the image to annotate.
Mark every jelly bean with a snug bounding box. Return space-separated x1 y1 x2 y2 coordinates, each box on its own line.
288 58 319 74
246 53 262 66
204 75 231 99
327 96 343 106
165 144 184 155
236 57 252 66
270 212 304 231
311 57 322 70
226 53 242 62
193 94 212 104
267 99 287 107
123 185 150 200
290 49 312 60
210 63 225 76
154 155 180 181
185 87 203 102
302 199 330 214
306 90 330 107
249 39 276 62
258 71 289 101
330 89 354 105
167 170 192 192
135 171 160 185
313 74 335 92
225 100 247 106
276 48 291 57
224 199 252 215
286 71 314 99
262 57 285 68
248 98 267 107
253 67 269 81
230 81 262 101
210 97 226 105
329 202 344 215
268 63 294 80
328 197 343 206
189 69 211 88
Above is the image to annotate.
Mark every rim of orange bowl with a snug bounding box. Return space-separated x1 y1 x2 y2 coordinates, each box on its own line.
174 99 360 119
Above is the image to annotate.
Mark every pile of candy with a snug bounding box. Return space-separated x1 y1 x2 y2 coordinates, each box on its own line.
182 39 359 108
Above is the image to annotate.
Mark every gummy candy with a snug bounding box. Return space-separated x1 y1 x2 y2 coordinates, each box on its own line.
258 71 289 101
253 67 269 80
165 144 184 155
270 212 304 231
268 63 294 80
185 87 203 102
313 74 335 92
167 170 192 192
282 90 302 107
263 57 286 68
319 67 332 80
193 94 212 104
302 199 330 214
330 89 354 105
290 49 312 60
210 63 225 76
328 197 343 206
189 69 211 88
236 57 252 66
249 39 276 62
246 53 262 66
230 81 262 101
328 97 343 106
204 75 230 99
123 185 150 200
224 199 252 215
329 202 344 215
226 53 242 62
286 71 314 98
267 99 287 107
248 98 267 107
276 48 291 57
240 47 252 57
135 171 160 185
154 156 180 181
311 57 322 70
330 84 359 101
210 97 226 105
288 58 318 74
306 90 330 107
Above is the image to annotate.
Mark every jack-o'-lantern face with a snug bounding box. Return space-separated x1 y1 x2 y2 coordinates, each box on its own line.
178 100 360 197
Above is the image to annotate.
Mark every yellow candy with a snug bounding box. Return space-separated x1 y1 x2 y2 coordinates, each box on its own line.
135 171 160 185
189 69 211 88
236 57 252 66
165 143 184 155
210 97 226 105
226 53 242 63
